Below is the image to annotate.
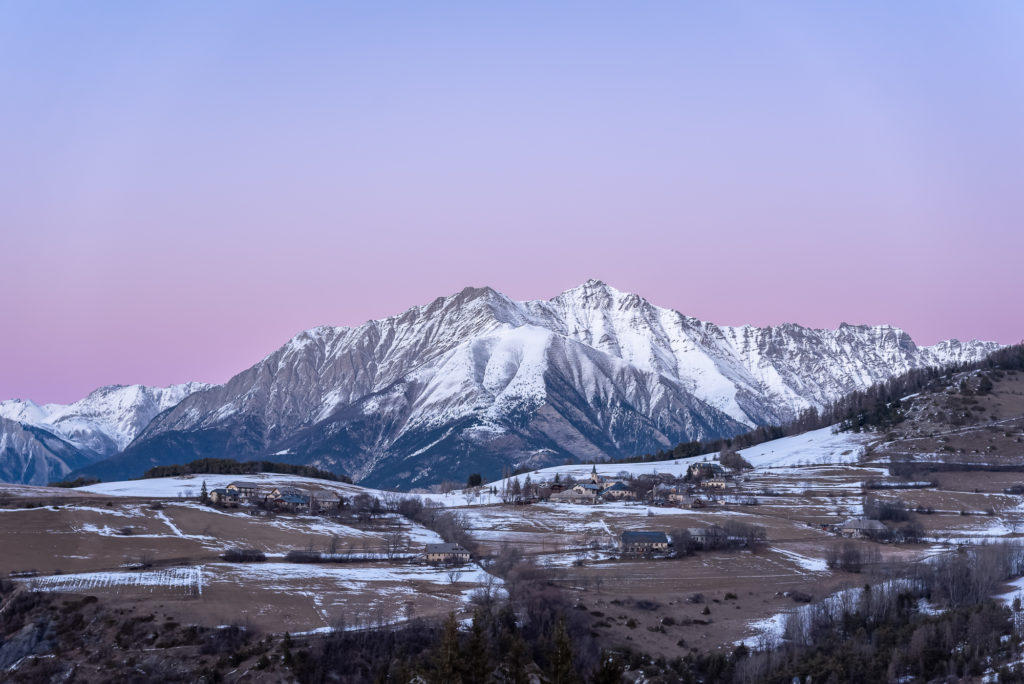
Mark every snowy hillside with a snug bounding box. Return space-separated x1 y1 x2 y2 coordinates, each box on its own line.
0 382 209 455
0 383 209 484
74 280 996 488
484 425 872 489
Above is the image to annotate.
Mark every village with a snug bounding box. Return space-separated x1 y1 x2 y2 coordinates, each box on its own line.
190 453 911 574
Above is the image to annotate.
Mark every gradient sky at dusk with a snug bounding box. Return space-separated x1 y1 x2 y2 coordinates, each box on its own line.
2 2 1023 403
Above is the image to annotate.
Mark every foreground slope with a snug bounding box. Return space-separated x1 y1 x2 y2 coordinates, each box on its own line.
77 281 998 487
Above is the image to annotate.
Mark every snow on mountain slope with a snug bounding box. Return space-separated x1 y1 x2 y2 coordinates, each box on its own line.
79 280 998 488
0 416 94 486
0 383 209 467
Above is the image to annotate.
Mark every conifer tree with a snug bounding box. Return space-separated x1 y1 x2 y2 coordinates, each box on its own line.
435 612 462 684
466 611 489 683
506 632 529 684
548 616 578 684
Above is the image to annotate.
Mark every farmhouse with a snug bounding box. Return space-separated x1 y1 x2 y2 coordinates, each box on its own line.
423 543 471 565
686 527 716 546
621 530 669 556
673 493 705 508
313 494 341 511
652 482 674 500
837 518 887 538
703 477 730 489
226 481 261 500
602 481 635 500
572 483 601 495
209 488 240 506
550 489 598 505
274 494 310 512
688 463 726 481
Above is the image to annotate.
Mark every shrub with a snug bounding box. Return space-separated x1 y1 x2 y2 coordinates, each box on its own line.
221 549 266 562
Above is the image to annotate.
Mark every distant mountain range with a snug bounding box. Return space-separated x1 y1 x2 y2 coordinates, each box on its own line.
0 383 208 486
0 281 1001 487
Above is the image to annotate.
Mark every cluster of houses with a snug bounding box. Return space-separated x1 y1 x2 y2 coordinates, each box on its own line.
208 481 341 514
618 527 743 557
546 464 735 508
549 468 635 505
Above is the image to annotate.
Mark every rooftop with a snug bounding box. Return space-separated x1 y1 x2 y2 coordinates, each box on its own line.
841 518 887 530
424 543 469 554
621 531 668 544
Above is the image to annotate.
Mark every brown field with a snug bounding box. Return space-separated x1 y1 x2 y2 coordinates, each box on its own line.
0 498 489 635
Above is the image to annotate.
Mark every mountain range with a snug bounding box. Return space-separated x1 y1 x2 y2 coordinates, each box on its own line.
0 281 1001 487
0 383 208 486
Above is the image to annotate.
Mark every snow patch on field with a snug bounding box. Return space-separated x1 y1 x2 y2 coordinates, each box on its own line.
26 567 203 595
771 547 828 573
738 612 788 649
998 577 1024 607
212 561 498 595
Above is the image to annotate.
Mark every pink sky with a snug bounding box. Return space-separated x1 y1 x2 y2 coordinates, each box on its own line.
2 3 1022 403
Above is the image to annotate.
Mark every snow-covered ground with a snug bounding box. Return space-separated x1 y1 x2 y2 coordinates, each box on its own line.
998 577 1024 606
78 473 358 498
737 427 870 468
770 547 829 573
27 566 204 595
214 560 495 589
484 426 871 492
75 473 477 509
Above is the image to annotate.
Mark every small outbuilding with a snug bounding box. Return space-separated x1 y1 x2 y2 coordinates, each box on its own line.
837 518 888 539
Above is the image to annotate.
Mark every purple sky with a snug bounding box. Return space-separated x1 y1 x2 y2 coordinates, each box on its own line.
2 3 1023 404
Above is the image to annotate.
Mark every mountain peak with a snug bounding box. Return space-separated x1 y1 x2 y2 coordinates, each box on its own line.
554 279 628 306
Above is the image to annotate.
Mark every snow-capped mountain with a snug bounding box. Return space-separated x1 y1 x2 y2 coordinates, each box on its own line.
0 416 94 486
0 383 209 484
74 281 1000 488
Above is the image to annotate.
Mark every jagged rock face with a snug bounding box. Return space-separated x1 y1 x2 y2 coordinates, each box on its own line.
0 383 209 484
77 281 1000 488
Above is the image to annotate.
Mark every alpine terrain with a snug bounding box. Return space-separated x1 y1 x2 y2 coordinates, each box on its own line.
47 280 999 488
0 383 209 485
